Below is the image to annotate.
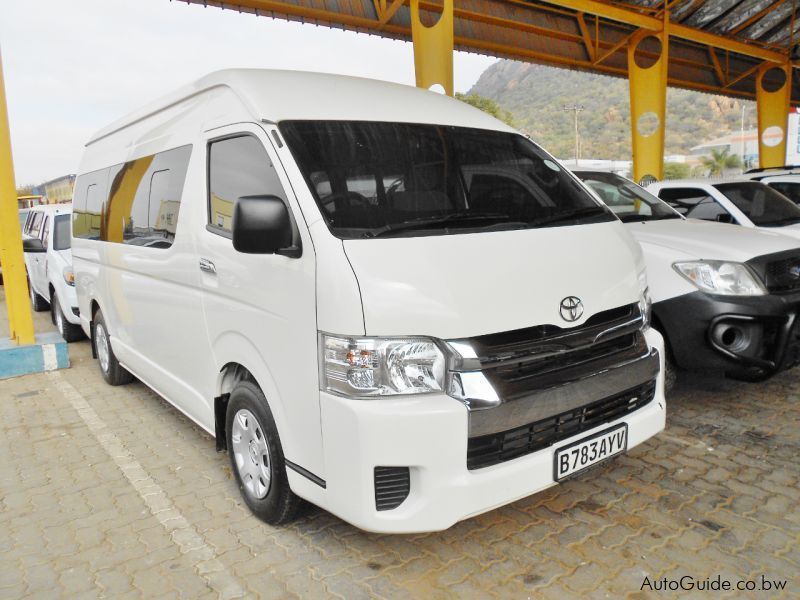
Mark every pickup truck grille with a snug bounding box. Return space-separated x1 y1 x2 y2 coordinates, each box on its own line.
467 379 657 470
747 250 800 294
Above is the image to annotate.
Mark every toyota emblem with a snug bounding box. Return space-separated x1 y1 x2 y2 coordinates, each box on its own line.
560 296 584 322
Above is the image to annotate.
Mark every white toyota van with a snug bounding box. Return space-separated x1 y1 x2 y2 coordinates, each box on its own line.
72 70 665 533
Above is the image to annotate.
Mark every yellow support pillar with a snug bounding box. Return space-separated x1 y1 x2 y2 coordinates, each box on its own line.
410 0 454 95
628 28 669 184
0 49 35 345
756 63 791 169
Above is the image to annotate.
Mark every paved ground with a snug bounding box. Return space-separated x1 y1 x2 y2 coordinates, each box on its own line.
1 288 798 599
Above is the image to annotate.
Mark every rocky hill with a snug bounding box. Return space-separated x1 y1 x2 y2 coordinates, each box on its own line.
468 60 753 160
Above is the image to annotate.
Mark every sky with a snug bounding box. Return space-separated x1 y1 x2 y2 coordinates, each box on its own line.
0 0 497 185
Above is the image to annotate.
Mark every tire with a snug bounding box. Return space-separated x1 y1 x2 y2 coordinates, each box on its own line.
226 380 301 525
28 278 49 312
664 347 678 393
52 293 84 343
93 310 133 386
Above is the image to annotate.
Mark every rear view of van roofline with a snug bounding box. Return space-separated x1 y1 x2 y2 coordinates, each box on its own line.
73 69 665 533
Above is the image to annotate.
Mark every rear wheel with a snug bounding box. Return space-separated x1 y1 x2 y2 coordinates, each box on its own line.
93 310 133 386
28 278 49 312
226 380 301 525
52 293 83 343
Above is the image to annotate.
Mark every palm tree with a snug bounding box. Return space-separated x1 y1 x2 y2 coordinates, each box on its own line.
699 148 742 177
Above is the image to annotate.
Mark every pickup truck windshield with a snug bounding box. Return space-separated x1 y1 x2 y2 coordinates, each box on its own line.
575 171 680 223
279 121 614 239
714 181 800 227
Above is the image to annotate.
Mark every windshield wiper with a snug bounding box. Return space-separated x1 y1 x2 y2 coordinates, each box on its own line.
528 206 606 227
363 212 512 238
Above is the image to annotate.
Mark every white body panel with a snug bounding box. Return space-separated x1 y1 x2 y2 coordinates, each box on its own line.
625 218 800 303
73 69 664 532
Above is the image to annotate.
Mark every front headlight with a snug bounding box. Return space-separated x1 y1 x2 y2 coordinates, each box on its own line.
320 334 446 397
63 266 75 286
673 261 766 296
639 286 652 330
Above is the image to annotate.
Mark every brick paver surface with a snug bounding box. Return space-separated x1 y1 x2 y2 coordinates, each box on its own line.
1 288 798 598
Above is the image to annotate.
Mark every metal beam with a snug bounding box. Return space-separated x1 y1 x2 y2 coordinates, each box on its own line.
410 0 454 94
538 0 788 63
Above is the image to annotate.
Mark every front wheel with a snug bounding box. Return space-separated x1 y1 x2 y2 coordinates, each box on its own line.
226 381 301 525
52 293 83 343
28 278 49 312
93 310 133 386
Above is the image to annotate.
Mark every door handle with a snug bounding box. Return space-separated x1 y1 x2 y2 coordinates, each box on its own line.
199 258 216 274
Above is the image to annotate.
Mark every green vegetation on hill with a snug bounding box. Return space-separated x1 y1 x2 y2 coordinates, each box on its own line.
468 60 754 160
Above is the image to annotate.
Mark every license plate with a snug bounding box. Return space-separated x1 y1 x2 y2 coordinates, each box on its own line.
554 424 628 481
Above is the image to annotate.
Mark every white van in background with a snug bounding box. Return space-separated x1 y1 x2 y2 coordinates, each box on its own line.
72 70 665 533
21 203 84 342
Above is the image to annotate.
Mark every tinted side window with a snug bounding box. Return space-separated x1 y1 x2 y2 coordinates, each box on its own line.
73 168 109 240
208 136 287 233
106 146 192 248
769 181 800 205
53 215 71 251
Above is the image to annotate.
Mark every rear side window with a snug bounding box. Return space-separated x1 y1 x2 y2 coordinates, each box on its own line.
29 212 44 238
73 146 192 248
106 146 192 248
42 216 50 249
208 135 287 234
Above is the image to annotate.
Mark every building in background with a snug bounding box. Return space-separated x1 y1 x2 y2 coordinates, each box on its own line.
32 174 76 204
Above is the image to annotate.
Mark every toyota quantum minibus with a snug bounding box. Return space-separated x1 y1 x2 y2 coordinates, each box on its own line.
72 70 665 533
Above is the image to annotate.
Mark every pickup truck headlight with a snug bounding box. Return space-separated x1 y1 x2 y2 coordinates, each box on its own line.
673 261 766 296
63 266 75 286
320 334 446 397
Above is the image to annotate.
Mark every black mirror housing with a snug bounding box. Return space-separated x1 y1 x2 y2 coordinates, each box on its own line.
22 237 46 253
232 195 298 255
716 213 734 224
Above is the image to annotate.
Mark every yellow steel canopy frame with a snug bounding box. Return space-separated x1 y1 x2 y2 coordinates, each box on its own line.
756 63 792 169
628 29 669 183
0 50 35 345
410 0 454 95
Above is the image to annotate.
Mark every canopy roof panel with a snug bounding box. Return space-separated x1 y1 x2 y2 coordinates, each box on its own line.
177 0 800 102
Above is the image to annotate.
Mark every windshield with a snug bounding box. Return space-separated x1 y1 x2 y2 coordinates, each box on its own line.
713 181 800 227
53 214 71 250
575 171 680 222
279 121 614 239
767 181 800 206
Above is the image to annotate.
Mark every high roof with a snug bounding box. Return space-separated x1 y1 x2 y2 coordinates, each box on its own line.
87 69 516 144
176 0 800 103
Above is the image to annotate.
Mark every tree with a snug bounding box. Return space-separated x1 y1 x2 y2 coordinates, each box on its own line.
455 93 516 127
699 148 741 177
663 162 690 180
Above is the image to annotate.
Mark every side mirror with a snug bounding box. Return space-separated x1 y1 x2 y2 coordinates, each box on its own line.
232 195 300 256
716 213 734 224
22 237 46 253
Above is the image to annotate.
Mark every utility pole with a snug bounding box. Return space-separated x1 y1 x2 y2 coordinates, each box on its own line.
563 105 585 166
740 103 747 172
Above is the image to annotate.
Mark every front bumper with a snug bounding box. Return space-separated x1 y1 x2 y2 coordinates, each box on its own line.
296 328 666 533
654 289 800 377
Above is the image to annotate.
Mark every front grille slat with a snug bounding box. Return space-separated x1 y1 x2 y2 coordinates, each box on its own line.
374 467 410 511
466 380 657 470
